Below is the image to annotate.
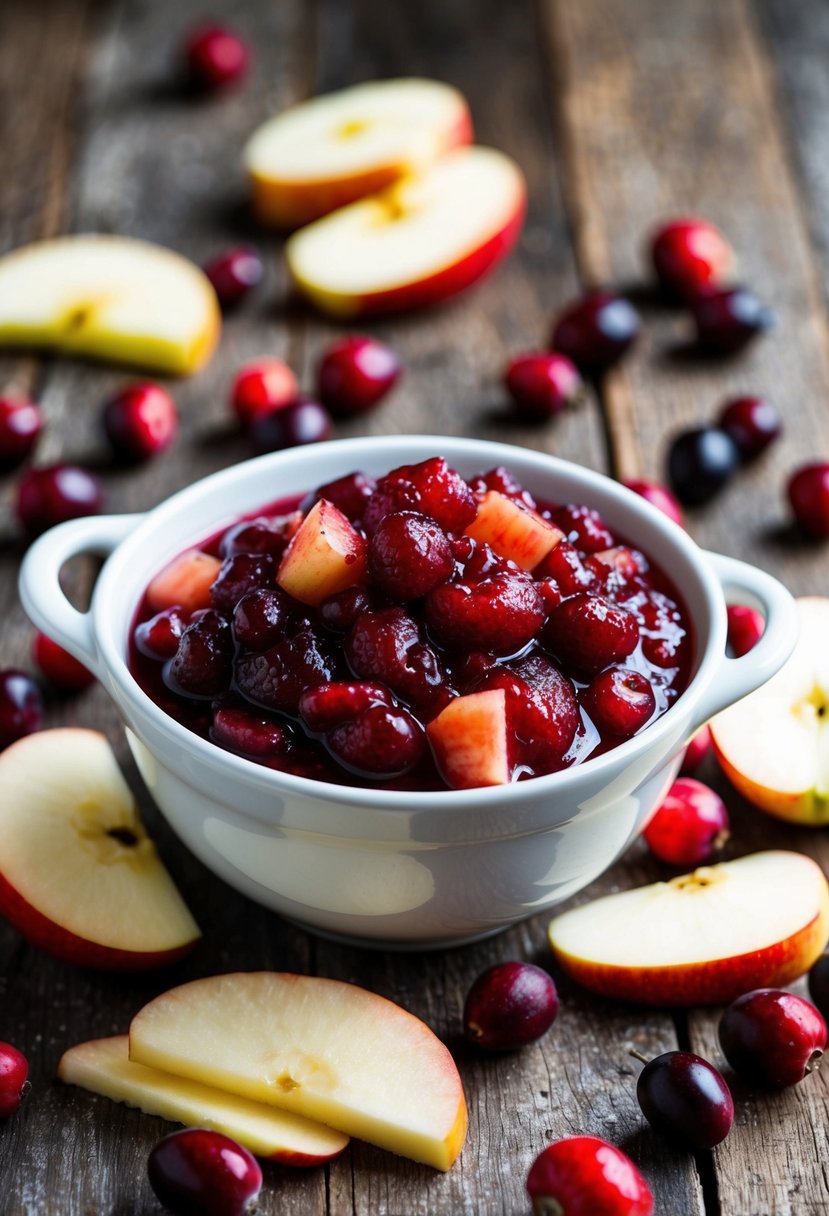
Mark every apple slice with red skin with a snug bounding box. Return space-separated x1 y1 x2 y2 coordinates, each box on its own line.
59 1036 349 1164
276 498 367 607
547 851 829 1006
427 689 509 789
465 490 563 571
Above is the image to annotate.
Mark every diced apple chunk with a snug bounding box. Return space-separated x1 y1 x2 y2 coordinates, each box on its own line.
277 499 367 606
465 491 562 570
146 550 222 615
426 688 509 789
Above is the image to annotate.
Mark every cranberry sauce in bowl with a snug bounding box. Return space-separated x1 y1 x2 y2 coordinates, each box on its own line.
128 457 693 792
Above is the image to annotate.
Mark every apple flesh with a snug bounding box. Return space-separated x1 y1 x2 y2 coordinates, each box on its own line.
0 729 199 969
0 235 220 375
59 1036 348 1164
129 972 467 1171
465 490 563 571
146 549 223 615
426 689 509 789
547 851 829 1006
285 146 526 318
277 499 367 606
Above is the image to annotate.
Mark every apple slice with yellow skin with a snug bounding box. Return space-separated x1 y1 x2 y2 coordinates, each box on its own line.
245 77 472 228
0 729 199 969
0 235 220 375
277 499 367 606
711 597 829 824
427 689 509 789
548 851 829 1007
465 491 563 571
129 972 467 1171
59 1036 348 1164
285 146 526 318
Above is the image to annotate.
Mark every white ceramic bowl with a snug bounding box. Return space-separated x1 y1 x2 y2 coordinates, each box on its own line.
19 436 797 949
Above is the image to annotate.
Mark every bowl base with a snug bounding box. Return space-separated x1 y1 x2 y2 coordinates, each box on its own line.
278 912 512 953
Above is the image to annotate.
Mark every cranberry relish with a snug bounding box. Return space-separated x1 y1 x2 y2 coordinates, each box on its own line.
129 458 693 791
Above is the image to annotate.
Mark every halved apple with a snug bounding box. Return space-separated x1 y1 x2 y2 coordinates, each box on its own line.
547 851 829 1006
245 77 472 228
285 146 526 317
129 972 467 1171
0 729 199 969
0 235 220 374
711 597 829 824
427 689 509 789
59 1036 348 1164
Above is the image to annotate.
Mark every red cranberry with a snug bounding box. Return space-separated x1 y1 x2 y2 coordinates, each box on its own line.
463 962 559 1052
103 383 178 462
204 246 263 309
727 603 764 656
368 512 453 600
317 335 401 417
320 586 372 632
148 1127 262 1216
542 593 638 674
230 359 298 427
582 668 655 738
470 465 537 511
718 989 827 1088
477 654 579 774
0 396 44 469
535 539 600 597
346 608 449 716
718 395 781 459
788 462 829 538
623 479 684 527
553 503 615 554
634 1049 734 1150
135 608 186 660
0 1042 29 1118
642 778 729 867
249 397 332 453
650 218 733 300
32 632 94 692
667 427 739 505
327 703 425 779
505 352 583 420
302 470 377 522
809 955 829 1021
299 681 392 731
209 553 274 613
550 291 641 374
211 706 289 759
16 464 105 535
183 24 250 91
235 622 339 714
692 287 774 353
526 1136 653 1216
679 724 713 775
165 611 233 699
0 670 44 749
219 514 300 561
365 457 477 535
426 570 545 656
232 588 288 650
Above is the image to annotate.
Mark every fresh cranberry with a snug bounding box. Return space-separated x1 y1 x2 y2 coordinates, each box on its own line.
643 777 729 866
451 650 498 691
582 668 655 738
365 457 477 535
477 654 579 774
209 553 274 613
623 479 684 527
211 706 289 759
235 621 339 714
463 962 559 1051
368 512 453 600
148 1127 262 1216
230 359 298 427
302 470 376 522
0 670 44 749
135 608 186 660
727 603 764 656
183 24 250 91
0 396 44 469
164 611 233 699
316 335 401 417
204 246 263 309
808 955 829 1021
634 1049 734 1150
692 287 774 353
249 397 332 453
299 681 392 731
718 395 781 459
103 383 178 462
553 503 614 553
504 352 583 420
718 989 827 1088
535 539 600 596
542 593 638 674
320 586 372 632
526 1136 653 1216
346 608 449 716
788 462 829 538
32 632 94 692
16 464 104 535
232 588 289 650
0 1042 29 1118
667 426 739 505
426 570 545 655
219 513 300 560
650 218 733 300
550 291 641 374
327 703 425 778
679 724 713 775
469 465 537 510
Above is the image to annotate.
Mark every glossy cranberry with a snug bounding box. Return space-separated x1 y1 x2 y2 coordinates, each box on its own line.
232 588 288 650
209 553 274 613
0 670 44 750
526 1136 653 1216
634 1050 734 1150
452 650 498 691
103 383 178 462
148 1127 262 1216
542 593 638 674
650 218 734 300
183 24 250 91
667 427 739 505
235 621 339 714
623 479 684 527
679 724 713 775
218 513 300 560
463 962 559 1051
32 632 94 692
808 954 829 1021
535 539 600 596
16 464 104 535
165 611 233 699
727 603 764 657
426 570 545 656
692 287 774 353
718 395 781 459
582 668 655 738
553 503 614 554
317 335 401 417
505 351 583 420
788 462 829 538
327 703 425 778
470 465 537 510
364 457 477 535
346 608 449 716
368 511 453 600
0 396 44 469
478 654 579 774
550 291 641 374
211 706 289 759
249 397 332 453
135 608 186 660
643 777 729 866
230 358 298 427
320 586 372 632
719 989 827 1088
0 1042 29 1118
204 246 263 309
299 681 392 731
303 470 376 522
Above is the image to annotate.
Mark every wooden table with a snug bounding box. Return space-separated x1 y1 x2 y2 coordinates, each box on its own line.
2 1 828 1212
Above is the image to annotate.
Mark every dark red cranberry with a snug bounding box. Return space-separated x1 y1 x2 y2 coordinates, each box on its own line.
537 577 563 614
135 608 186 660
299 681 392 731
365 457 477 535
623 479 684 527
320 586 372 632
0 1042 29 1118
0 670 44 749
361 477 421 534
477 654 579 774
230 359 298 427
317 335 401 417
504 352 583 420
788 462 829 538
639 594 688 668
218 514 300 560
426 570 545 655
550 291 641 374
727 603 764 657
209 553 274 613
553 503 615 553
204 246 263 309
103 383 178 462
667 427 739 505
718 989 827 1088
464 962 559 1052
718 395 781 459
469 465 537 511
643 778 729 866
526 1136 653 1216
346 608 449 716
249 397 332 453
327 703 425 778
634 1049 734 1150
451 650 498 691
301 470 377 522
650 218 734 300
680 724 713 775
542 593 638 674
808 955 829 1021
232 588 289 650
32 632 94 692
692 287 774 353
183 24 250 91
164 611 233 699
211 706 289 759
535 539 600 596
0 396 44 469
582 668 655 738
368 511 453 600
16 464 105 535
148 1127 262 1216
235 621 339 713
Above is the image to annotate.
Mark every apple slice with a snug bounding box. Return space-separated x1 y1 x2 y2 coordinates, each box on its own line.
285 146 526 318
146 549 223 615
0 729 199 969
547 851 829 1007
59 1036 348 1164
0 235 220 375
711 596 829 824
129 972 467 1171
427 689 509 789
465 490 563 570
276 498 367 606
245 77 472 228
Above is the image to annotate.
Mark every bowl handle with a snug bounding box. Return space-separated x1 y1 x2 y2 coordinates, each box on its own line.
18 514 144 680
691 551 798 729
